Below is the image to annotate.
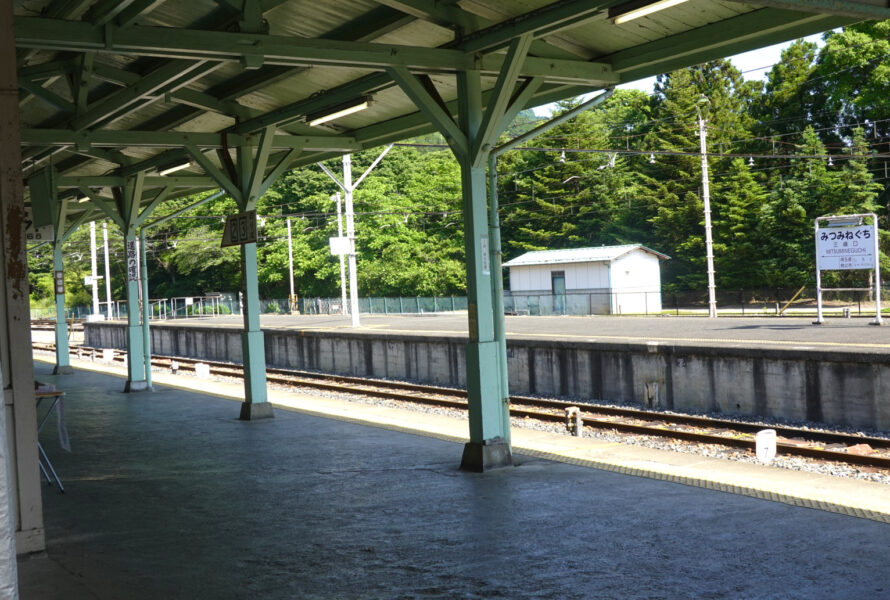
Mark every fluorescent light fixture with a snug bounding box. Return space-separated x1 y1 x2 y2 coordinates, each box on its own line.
609 0 690 24
75 194 89 203
307 97 370 127
157 159 191 176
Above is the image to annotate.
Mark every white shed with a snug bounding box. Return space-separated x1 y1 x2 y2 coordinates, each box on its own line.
502 245 669 315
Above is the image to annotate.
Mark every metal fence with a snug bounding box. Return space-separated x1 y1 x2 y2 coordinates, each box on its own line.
32 286 890 320
299 296 468 315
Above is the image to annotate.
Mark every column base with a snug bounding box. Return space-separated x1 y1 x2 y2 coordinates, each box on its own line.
460 438 513 472
52 365 74 375
239 401 275 421
124 380 150 393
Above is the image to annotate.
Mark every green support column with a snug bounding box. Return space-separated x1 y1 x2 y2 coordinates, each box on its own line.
140 229 153 391
238 240 272 419
456 70 512 471
123 232 147 392
51 244 73 375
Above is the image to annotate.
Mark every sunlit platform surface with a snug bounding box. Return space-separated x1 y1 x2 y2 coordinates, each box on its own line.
18 361 890 600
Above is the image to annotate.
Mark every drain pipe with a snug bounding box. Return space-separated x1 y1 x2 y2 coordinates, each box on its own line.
488 89 615 440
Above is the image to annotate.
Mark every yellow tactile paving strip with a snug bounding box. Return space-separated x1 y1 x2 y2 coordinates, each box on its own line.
35 354 890 524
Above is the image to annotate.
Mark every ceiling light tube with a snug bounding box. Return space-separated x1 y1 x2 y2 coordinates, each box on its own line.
610 0 690 24
158 159 191 176
307 97 370 127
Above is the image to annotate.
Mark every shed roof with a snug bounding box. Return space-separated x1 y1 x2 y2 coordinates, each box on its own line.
12 1 884 219
502 244 670 267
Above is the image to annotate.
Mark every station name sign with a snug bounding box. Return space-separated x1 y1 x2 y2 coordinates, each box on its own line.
221 210 258 247
816 224 875 271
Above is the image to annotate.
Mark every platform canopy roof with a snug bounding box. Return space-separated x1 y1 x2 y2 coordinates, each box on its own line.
14 0 888 217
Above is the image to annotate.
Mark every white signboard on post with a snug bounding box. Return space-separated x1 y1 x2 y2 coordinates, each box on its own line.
329 236 350 256
816 225 875 271
814 214 881 325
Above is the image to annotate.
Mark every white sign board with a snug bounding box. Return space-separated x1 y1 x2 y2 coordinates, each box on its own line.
221 210 257 247
24 207 54 242
329 236 350 256
480 236 490 275
816 225 875 270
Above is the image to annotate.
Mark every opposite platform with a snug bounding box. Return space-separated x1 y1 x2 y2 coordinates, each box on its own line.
20 355 890 599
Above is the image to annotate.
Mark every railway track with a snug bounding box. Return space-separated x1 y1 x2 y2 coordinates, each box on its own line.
32 341 890 471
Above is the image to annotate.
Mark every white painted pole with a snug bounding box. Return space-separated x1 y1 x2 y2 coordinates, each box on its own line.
871 214 882 325
343 155 360 327
103 221 113 319
286 217 295 301
814 218 825 325
90 220 100 317
697 99 718 318
335 193 347 316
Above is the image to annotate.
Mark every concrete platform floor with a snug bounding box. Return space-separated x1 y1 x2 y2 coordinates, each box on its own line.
147 313 890 354
18 360 890 600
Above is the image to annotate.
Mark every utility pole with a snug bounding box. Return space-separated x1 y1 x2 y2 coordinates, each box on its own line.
103 221 113 319
89 220 100 318
695 95 718 318
286 217 295 313
318 144 393 327
334 193 347 316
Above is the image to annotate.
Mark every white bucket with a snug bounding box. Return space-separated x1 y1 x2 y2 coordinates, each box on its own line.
755 429 777 464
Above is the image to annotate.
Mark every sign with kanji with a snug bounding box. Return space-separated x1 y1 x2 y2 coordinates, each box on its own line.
816 224 875 271
221 210 257 247
24 207 54 242
126 240 139 281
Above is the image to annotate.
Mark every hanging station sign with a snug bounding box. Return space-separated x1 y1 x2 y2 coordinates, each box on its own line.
221 210 258 247
24 207 54 242
813 213 881 325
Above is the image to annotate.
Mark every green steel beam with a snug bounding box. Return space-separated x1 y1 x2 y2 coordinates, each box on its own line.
73 52 94 114
80 188 125 229
457 0 610 54
495 76 545 135
22 129 359 151
142 190 224 229
166 88 259 121
115 0 167 28
18 80 74 112
70 60 221 131
63 175 216 188
135 186 172 227
609 10 854 82
376 0 578 60
92 63 141 87
724 0 890 19
245 126 275 204
472 34 532 167
59 208 94 243
387 67 468 155
19 59 74 81
14 18 614 85
87 0 141 26
322 6 414 42
185 146 243 202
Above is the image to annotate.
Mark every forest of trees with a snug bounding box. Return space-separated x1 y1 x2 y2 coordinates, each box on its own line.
28 21 890 308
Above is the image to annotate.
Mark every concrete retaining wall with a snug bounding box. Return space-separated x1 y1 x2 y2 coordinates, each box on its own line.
85 322 890 431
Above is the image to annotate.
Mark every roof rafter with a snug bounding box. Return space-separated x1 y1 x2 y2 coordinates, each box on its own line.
724 0 890 20
13 18 615 85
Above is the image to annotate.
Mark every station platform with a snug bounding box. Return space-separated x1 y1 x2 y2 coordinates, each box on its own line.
141 312 890 354
18 354 890 599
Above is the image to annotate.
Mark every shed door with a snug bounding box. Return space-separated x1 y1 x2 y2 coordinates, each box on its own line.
551 271 565 314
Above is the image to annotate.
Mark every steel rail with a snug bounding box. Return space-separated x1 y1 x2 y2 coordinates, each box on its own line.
32 341 890 469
